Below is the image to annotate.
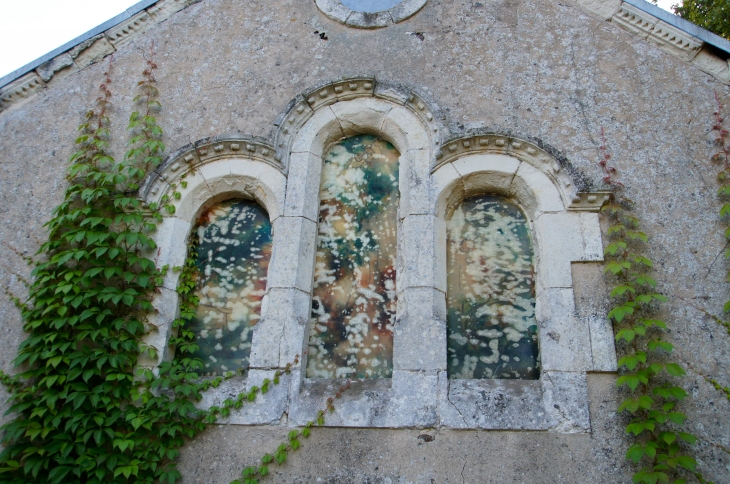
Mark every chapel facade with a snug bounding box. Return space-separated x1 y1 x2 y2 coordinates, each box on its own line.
1 0 729 482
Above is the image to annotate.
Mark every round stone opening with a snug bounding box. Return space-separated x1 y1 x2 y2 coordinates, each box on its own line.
341 0 403 13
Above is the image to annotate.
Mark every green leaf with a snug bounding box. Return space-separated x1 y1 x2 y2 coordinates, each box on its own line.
664 363 685 377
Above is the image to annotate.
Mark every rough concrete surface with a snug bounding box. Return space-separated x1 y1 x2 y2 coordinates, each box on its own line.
1 0 730 482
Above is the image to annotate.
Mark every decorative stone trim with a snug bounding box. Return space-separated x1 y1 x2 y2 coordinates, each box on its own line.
105 11 153 47
272 77 444 172
0 72 45 111
147 0 197 22
611 3 702 60
69 35 116 70
433 135 580 209
568 191 612 212
314 0 428 29
140 136 282 206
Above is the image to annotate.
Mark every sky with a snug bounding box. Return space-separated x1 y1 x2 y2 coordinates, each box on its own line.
0 0 140 79
0 0 680 80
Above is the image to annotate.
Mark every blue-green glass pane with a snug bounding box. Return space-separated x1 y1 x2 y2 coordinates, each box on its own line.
187 199 272 376
307 135 400 379
446 195 540 380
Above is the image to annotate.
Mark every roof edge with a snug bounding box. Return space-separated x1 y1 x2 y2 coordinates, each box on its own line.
0 0 157 88
623 0 730 57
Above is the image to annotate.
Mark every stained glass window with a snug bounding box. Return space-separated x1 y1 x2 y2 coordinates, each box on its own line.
446 195 540 380
306 135 399 379
186 199 272 376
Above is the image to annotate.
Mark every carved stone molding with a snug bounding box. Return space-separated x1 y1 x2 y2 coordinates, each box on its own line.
272 77 444 171
568 191 612 212
314 0 428 29
433 134 583 207
0 72 45 111
105 11 154 47
611 4 702 59
140 136 282 205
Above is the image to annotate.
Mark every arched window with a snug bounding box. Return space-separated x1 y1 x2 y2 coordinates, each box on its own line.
446 194 539 380
186 199 273 376
306 135 400 379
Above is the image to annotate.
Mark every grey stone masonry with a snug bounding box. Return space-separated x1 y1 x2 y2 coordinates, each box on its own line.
1 0 729 115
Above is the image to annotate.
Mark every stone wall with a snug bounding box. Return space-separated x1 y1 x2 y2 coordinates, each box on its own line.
1 0 729 482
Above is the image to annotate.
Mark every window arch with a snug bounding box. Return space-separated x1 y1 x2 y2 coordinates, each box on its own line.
140 85 613 431
446 194 539 380
187 199 273 376
307 134 400 379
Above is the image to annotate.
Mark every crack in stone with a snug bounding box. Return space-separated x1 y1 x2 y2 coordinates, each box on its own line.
445 379 469 427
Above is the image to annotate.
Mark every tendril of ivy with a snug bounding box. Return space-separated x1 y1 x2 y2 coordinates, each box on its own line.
231 380 351 484
599 129 700 484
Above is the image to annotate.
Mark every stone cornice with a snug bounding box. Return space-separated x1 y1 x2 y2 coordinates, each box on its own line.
574 0 729 83
0 0 200 113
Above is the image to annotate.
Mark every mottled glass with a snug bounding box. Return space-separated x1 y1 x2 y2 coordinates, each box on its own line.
307 135 400 379
187 199 272 375
446 195 540 380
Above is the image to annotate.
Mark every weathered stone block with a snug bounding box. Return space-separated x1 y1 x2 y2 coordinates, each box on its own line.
290 105 343 158
534 213 584 288
431 162 464 219
314 0 351 24
330 96 392 138
36 53 77 82
451 154 521 198
541 371 590 433
70 35 115 69
381 105 430 151
578 212 603 261
536 288 592 373
250 288 311 369
692 46 730 83
587 314 618 372
400 148 433 217
398 215 446 292
513 161 565 217
440 376 548 429
393 287 447 371
389 0 429 23
139 286 179 366
289 378 393 427
153 216 191 290
283 151 321 221
346 10 391 29
385 370 438 427
267 216 316 293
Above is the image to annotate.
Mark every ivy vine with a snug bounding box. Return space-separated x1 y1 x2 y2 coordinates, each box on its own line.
598 130 700 484
0 51 308 484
